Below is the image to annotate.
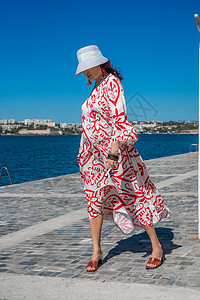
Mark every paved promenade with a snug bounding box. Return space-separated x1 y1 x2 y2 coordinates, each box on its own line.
0 151 199 299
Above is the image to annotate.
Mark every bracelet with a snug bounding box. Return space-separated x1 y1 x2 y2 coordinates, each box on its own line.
107 154 119 161
108 152 119 158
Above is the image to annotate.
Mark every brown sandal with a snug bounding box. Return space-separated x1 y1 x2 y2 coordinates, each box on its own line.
86 259 103 272
145 256 164 269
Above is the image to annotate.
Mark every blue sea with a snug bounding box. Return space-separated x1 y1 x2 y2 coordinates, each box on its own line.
0 134 198 186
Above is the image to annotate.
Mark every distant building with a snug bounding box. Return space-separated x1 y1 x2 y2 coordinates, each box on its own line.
132 125 144 133
142 124 157 128
154 125 163 129
152 120 163 124
24 119 55 127
0 119 15 125
60 123 82 129
18 128 62 135
1 124 21 131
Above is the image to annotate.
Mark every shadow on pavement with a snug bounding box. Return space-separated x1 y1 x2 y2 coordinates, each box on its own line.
103 227 182 262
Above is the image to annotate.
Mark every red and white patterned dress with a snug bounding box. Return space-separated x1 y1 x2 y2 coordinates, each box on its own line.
77 74 171 234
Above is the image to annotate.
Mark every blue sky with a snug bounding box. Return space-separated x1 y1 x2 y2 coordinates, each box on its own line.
0 0 199 123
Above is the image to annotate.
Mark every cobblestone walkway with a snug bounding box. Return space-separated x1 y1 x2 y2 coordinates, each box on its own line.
0 152 199 291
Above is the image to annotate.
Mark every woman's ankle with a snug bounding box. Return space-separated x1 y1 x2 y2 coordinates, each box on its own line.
92 248 103 257
93 248 102 254
151 242 162 252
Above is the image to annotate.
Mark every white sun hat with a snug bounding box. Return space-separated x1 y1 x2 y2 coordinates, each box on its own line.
76 45 108 75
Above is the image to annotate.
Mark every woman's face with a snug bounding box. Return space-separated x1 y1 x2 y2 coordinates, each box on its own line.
83 65 102 82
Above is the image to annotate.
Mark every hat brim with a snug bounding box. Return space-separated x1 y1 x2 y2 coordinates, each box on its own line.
76 56 108 75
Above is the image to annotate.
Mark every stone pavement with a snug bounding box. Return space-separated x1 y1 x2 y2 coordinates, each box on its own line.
0 151 199 299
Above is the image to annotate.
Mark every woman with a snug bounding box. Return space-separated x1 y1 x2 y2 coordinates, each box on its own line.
76 45 171 272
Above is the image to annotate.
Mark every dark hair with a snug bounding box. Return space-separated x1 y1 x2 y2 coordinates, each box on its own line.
101 60 123 81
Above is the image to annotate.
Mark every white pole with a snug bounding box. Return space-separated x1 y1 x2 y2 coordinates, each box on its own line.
198 32 200 239
194 14 200 239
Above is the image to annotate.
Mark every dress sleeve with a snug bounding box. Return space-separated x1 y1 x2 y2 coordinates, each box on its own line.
106 76 138 146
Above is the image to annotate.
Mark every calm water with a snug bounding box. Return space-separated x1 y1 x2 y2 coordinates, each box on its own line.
0 134 198 186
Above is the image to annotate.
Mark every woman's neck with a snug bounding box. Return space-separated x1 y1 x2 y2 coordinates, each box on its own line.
95 71 108 87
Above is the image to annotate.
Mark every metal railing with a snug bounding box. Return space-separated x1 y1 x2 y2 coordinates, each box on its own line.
0 167 12 185
189 144 198 152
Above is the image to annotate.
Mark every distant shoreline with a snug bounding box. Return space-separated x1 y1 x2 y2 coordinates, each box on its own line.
1 131 198 136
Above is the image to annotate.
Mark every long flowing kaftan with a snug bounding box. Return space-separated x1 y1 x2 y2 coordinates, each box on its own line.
77 74 171 234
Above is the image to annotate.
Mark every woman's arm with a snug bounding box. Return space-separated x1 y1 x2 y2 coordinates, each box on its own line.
107 77 138 147
105 77 138 170
110 140 120 155
106 141 119 170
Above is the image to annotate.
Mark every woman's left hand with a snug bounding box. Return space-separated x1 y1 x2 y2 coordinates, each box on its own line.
106 159 119 170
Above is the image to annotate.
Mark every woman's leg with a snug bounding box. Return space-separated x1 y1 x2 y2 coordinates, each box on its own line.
87 213 103 271
143 225 163 267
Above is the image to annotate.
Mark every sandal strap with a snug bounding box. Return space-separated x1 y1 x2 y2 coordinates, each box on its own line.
146 256 163 269
147 257 161 264
87 260 98 269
